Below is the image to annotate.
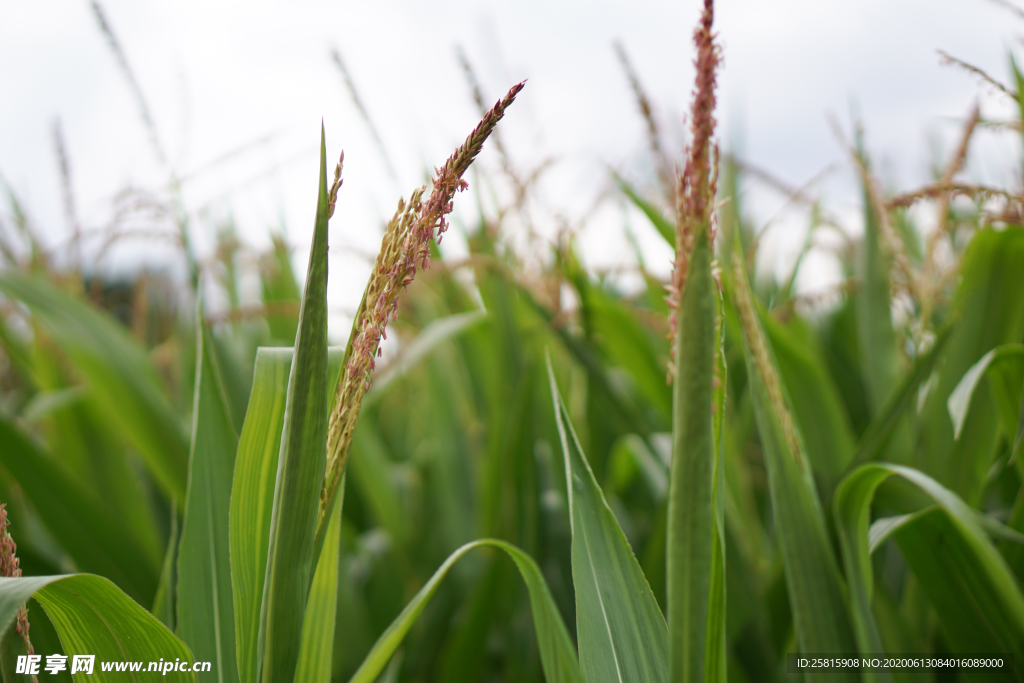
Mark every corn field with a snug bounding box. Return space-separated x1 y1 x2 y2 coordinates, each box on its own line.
2 1 1024 682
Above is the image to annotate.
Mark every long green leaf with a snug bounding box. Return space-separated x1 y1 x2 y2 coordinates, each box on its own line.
256 125 332 683
517 280 657 445
847 325 950 471
891 509 1024 674
730 253 859 680
20 385 87 424
347 423 406 546
920 227 1024 503
293 473 344 683
947 344 1024 440
230 345 346 683
854 147 901 413
0 272 189 499
0 574 196 681
869 507 1024 554
853 140 917 473
762 314 856 490
262 232 302 345
668 227 716 683
347 539 584 683
834 462 1024 674
152 500 180 631
705 291 728 683
25 373 165 569
0 415 158 604
231 348 290 683
586 284 671 424
210 330 255 435
176 315 239 683
832 465 898 683
548 356 668 683
613 173 675 245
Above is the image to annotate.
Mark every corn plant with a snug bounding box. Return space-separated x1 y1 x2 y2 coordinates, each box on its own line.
0 79 537 681
3 1 1024 681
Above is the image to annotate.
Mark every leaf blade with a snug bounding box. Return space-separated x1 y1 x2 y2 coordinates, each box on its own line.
230 347 346 683
293 473 344 683
946 344 1024 440
0 574 197 682
920 227 1024 503
176 315 239 683
0 272 189 499
668 227 716 683
834 462 1024 672
548 356 669 683
230 348 291 683
730 252 859 680
257 126 332 683
0 415 158 604
347 539 584 683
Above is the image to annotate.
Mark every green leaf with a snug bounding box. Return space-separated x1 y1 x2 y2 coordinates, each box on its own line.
705 291 728 683
854 142 901 413
587 285 671 424
17 600 72 683
0 314 37 388
548 355 669 683
0 272 189 500
920 227 1024 503
230 346 346 683
176 314 239 683
20 385 88 424
363 310 486 407
559 238 670 426
262 232 302 345
893 509 1024 664
293 473 344 683
832 465 898 682
730 254 858 680
834 463 1024 673
852 140 918 473
517 280 657 443
0 574 197 681
1 614 34 682
610 434 668 501
990 360 1024 464
848 325 950 470
152 499 180 631
762 314 856 490
21 369 165 570
668 227 716 683
0 415 159 604
231 348 291 683
347 423 406 546
947 344 1024 440
257 125 332 683
613 173 675 245
210 330 255 435
347 539 584 683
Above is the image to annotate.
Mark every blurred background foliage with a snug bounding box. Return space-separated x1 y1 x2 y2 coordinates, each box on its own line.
3 13 1024 683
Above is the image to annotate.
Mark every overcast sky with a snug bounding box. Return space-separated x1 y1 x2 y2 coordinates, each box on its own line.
1 0 1019 334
